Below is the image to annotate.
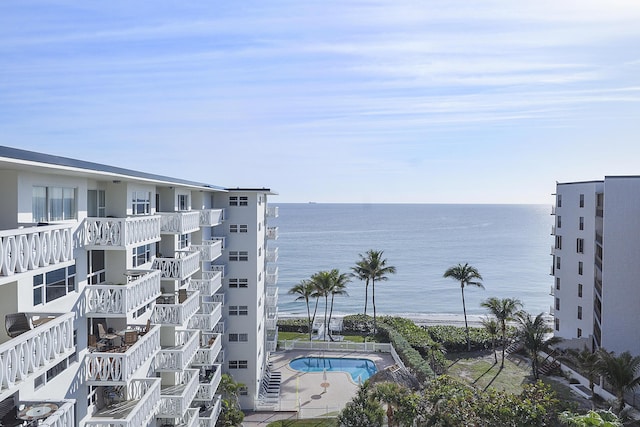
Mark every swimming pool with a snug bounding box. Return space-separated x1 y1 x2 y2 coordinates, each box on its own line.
289 357 378 382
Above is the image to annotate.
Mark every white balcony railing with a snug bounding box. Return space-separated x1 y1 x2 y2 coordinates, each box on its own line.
85 271 161 317
159 407 199 427
266 226 278 240
153 251 200 281
197 394 222 427
85 378 161 427
85 325 161 385
0 312 75 397
194 364 222 402
266 247 279 263
266 308 278 331
152 291 199 326
266 206 279 218
192 334 222 367
188 302 222 331
266 286 278 307
84 216 161 250
0 224 73 280
266 266 278 285
159 211 200 234
205 265 224 279
199 209 225 227
187 272 222 297
156 330 199 372
191 240 223 262
25 400 75 427
158 369 199 418
214 349 224 364
212 321 225 335
266 329 278 353
212 293 224 305
210 236 225 250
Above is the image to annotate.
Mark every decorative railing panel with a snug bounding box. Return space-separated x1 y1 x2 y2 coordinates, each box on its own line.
84 216 161 249
153 251 200 281
265 308 278 331
197 395 222 427
158 211 200 234
204 265 224 279
0 224 73 278
192 334 222 366
85 271 161 316
266 206 279 218
151 291 199 326
266 266 278 285
266 247 279 263
85 325 160 384
194 364 222 401
188 273 222 297
266 286 278 307
212 322 225 334
266 329 278 353
191 240 222 262
212 293 224 305
155 330 199 371
85 378 160 427
199 209 225 227
0 312 74 396
266 226 278 240
158 369 199 418
188 302 222 331
214 349 224 364
210 236 225 250
36 400 75 427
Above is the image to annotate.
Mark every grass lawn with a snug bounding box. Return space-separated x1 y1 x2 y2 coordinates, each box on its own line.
267 419 338 427
447 351 532 394
277 332 374 343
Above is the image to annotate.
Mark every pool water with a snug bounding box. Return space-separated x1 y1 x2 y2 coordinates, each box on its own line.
289 357 378 382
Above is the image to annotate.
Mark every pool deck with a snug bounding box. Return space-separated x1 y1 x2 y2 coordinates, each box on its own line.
263 349 396 419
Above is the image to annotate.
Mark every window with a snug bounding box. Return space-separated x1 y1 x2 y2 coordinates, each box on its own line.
229 333 248 342
258 247 262 257
557 194 562 207
557 216 561 228
576 238 584 254
579 217 584 231
229 305 248 316
578 283 583 298
555 278 560 290
229 278 248 288
555 318 560 331
239 386 248 396
577 305 583 320
229 251 248 262
230 224 247 233
179 234 190 250
556 256 561 270
239 196 248 206
229 360 248 369
229 196 238 206
229 196 248 206
578 261 583 275
240 224 248 233
555 297 560 311
32 186 77 222
555 235 562 249
132 244 152 267
88 189 106 217
178 194 189 211
87 250 106 285
577 328 582 338
34 265 76 305
132 191 151 215
579 194 584 208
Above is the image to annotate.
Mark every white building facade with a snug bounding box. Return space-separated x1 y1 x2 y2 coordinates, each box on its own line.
552 177 640 356
0 146 278 426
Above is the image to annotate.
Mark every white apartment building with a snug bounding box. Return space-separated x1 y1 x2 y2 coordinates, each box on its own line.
0 146 279 426
552 177 640 356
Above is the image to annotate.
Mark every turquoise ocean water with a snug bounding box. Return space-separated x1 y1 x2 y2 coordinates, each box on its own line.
268 203 552 318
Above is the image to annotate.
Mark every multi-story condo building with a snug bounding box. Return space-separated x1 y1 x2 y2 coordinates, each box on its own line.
551 176 640 356
0 145 278 426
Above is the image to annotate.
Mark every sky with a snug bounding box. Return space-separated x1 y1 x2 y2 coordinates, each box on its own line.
1 1 640 204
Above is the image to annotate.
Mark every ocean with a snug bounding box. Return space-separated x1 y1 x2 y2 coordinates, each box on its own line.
268 203 552 319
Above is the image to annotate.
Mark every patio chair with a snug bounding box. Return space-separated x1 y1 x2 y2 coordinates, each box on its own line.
5 313 33 338
97 323 118 347
124 330 138 345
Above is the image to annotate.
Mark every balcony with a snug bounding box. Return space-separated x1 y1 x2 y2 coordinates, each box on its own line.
187 272 222 297
158 407 199 427
266 206 279 218
551 206 556 215
188 302 222 332
193 394 222 427
266 308 278 331
158 369 199 418
159 211 200 234
212 321 225 334
205 265 224 279
191 240 223 262
0 224 73 283
266 329 278 353
266 226 279 240
85 378 161 427
0 312 75 399
266 266 278 285
214 350 224 364
266 286 278 307
152 291 200 327
199 209 225 227
212 293 224 305
266 247 279 263
13 400 76 427
84 216 161 250
155 330 199 372
595 278 603 298
194 365 222 403
550 225 556 235
192 333 222 367
85 271 161 317
153 251 200 281
549 285 555 296
85 325 161 385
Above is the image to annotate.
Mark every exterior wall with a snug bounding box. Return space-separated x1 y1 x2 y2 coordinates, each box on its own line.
0 170 18 229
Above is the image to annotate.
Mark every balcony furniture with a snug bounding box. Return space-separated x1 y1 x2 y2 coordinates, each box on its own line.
17 403 58 422
178 289 188 303
5 313 32 338
97 323 119 347
88 334 107 352
124 330 138 345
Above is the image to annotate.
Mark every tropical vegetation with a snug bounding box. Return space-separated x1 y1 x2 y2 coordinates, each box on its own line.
353 250 396 333
480 296 522 367
443 262 484 351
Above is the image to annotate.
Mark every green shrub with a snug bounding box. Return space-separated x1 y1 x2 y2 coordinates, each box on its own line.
343 314 373 334
277 318 309 333
376 321 434 382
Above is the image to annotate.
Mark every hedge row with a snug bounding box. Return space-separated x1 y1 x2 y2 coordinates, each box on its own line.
277 318 309 333
376 321 434 382
424 324 518 353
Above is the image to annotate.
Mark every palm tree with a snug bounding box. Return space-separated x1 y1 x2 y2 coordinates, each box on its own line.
288 279 317 341
443 263 484 351
516 311 561 379
596 349 640 415
326 269 350 341
310 270 335 341
372 382 414 427
481 316 499 364
481 297 522 367
559 346 600 409
362 250 396 333
351 256 372 315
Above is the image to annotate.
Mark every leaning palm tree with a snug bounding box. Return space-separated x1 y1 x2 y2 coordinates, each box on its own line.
516 311 561 379
326 269 350 341
559 346 601 409
288 279 317 341
363 250 396 333
443 263 484 351
481 316 499 364
310 270 335 341
351 257 372 315
481 297 522 367
596 349 640 415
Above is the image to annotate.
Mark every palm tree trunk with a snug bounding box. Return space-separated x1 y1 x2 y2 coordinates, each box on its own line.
492 337 497 364
323 295 329 342
306 297 312 341
312 297 319 339
372 278 377 334
328 293 335 341
501 325 506 368
461 284 470 351
364 279 369 316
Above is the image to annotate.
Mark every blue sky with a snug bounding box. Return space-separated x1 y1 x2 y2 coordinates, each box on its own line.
1 1 640 203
